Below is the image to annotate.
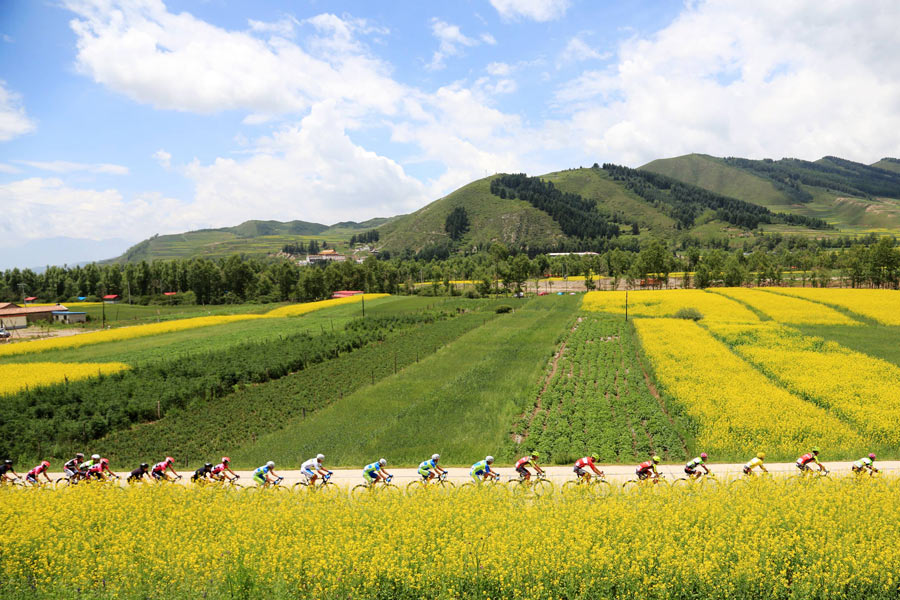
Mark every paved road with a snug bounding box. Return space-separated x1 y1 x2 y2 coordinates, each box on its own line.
37 461 897 488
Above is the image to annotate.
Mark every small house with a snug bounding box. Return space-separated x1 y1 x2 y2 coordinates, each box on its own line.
102 294 120 303
0 304 67 328
53 311 87 324
331 290 364 299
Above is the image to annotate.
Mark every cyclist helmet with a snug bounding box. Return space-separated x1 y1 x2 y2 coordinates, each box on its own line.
92 454 101 460
757 452 766 459
591 453 600 462
869 453 876 460
165 456 174 465
4 459 11 465
486 456 494 464
532 452 540 459
700 452 708 459
652 455 661 464
432 454 440 461
140 463 149 469
41 460 50 467
379 458 387 466
222 457 230 464
100 458 109 466
266 461 275 468
204 463 212 469
811 446 820 454
317 454 325 461
75 452 84 459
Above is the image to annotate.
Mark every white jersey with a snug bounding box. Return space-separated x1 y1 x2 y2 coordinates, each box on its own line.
302 458 322 473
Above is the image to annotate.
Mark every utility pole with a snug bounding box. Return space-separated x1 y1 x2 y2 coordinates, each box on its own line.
18 283 26 304
361 293 365 318
625 289 628 322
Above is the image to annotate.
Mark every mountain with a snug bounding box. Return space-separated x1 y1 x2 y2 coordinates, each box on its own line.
0 237 133 271
108 218 395 263
641 154 900 232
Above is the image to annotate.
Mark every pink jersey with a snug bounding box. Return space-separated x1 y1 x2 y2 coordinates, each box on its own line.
88 464 105 474
575 456 595 469
152 461 168 473
211 463 227 475
515 456 535 469
638 460 654 472
28 464 48 477
798 453 815 465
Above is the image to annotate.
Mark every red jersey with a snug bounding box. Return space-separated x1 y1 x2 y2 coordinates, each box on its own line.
28 464 48 477
798 453 816 465
575 456 595 469
637 460 655 472
515 456 536 469
88 464 105 474
211 463 226 475
152 461 168 473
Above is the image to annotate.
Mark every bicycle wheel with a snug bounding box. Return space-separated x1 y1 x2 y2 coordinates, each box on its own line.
590 480 613 498
437 480 455 490
561 480 583 494
54 477 72 489
380 483 400 496
672 477 692 488
622 480 641 492
532 478 553 497
406 480 425 494
351 484 371 500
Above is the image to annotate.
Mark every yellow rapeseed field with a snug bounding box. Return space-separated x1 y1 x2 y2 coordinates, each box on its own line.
765 287 900 325
634 318 862 456
707 321 900 448
714 288 860 325
1 481 898 599
583 289 759 322
0 294 388 359
0 362 130 396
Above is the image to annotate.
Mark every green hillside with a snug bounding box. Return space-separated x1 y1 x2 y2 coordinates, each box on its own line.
641 154 900 232
872 158 900 174
376 176 567 253
110 218 393 263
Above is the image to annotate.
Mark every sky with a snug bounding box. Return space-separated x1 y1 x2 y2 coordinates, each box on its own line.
1 0 899 269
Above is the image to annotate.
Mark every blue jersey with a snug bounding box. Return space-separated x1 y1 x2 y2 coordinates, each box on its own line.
363 462 382 474
471 460 491 475
419 459 437 471
254 465 271 476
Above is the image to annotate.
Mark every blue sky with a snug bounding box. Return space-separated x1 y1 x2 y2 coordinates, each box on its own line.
1 0 899 268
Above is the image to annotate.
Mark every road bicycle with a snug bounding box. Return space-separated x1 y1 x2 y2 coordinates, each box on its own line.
460 473 501 490
561 474 612 497
246 476 287 492
406 471 455 494
672 471 718 488
54 471 89 489
210 474 243 489
507 471 553 497
623 474 667 492
294 472 338 494
351 475 399 499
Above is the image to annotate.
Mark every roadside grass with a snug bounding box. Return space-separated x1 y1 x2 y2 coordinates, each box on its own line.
236 295 581 468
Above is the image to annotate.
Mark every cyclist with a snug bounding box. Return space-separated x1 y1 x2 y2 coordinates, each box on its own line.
301 454 330 487
151 456 180 481
253 461 282 487
80 453 101 475
210 457 238 482
514 452 544 481
470 456 499 483
128 463 150 483
1 459 20 483
573 454 605 482
743 452 769 476
852 453 879 475
684 453 710 480
25 460 52 486
63 453 85 481
86 458 119 481
362 458 390 486
796 447 827 474
417 454 447 483
636 456 661 481
191 463 213 482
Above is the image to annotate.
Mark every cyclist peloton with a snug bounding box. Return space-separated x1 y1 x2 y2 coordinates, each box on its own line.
417 454 447 483
470 456 499 483
684 453 710 480
852 453 879 475
1 459 21 483
743 452 769 476
86 458 118 481
80 454 101 475
191 463 213 482
573 454 605 482
362 458 391 486
301 454 331 487
210 457 238 482
636 456 661 482
253 461 281 487
63 453 85 481
128 463 150 483
796 447 827 474
151 456 181 481
26 461 52 486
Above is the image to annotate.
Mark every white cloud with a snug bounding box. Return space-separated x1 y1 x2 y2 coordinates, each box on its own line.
248 16 299 39
428 19 493 70
558 36 610 67
490 0 571 22
0 163 21 174
554 0 900 165
15 160 129 175
0 178 183 244
486 62 511 76
152 149 171 168
0 81 36 141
